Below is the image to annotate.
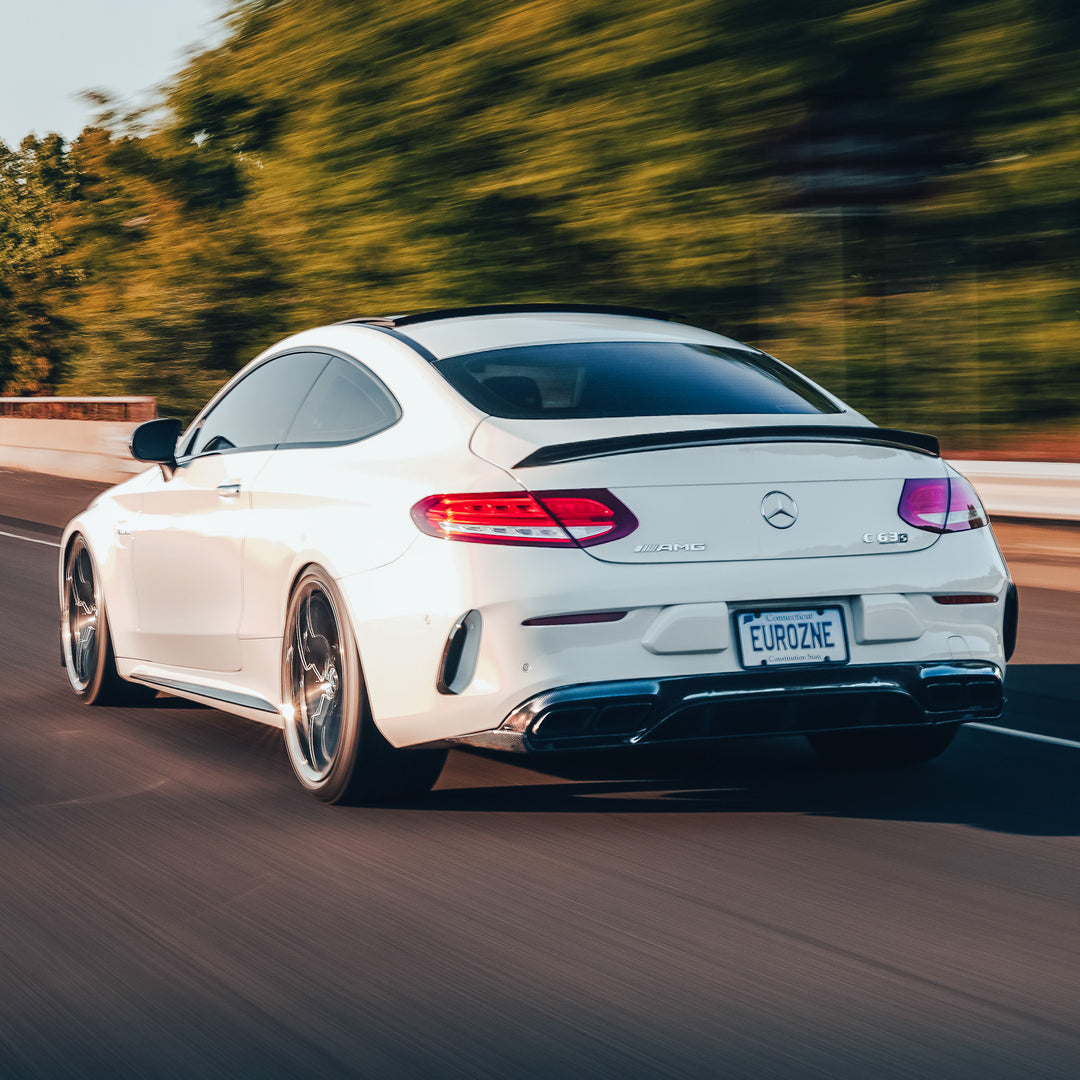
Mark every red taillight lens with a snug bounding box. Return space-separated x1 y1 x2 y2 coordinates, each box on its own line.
410 490 637 546
412 493 566 544
932 594 998 605
898 477 988 533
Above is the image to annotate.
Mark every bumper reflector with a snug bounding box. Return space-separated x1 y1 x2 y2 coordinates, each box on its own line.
522 611 628 626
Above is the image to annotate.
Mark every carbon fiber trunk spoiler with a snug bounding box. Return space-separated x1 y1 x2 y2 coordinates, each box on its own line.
513 425 940 469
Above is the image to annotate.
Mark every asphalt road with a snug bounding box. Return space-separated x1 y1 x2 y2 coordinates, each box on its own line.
2 472 1079 1079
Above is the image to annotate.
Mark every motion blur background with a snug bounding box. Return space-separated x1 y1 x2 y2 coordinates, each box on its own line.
2 0 1079 451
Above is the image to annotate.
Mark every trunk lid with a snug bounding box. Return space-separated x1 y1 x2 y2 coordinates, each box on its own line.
471 416 946 563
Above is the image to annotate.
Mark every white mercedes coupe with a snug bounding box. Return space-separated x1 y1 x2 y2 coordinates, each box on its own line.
60 305 1017 803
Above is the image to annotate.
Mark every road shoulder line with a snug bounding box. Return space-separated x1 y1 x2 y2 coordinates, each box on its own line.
0 528 61 548
966 721 1080 750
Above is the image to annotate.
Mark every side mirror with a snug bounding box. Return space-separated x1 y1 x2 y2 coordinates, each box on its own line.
130 417 182 479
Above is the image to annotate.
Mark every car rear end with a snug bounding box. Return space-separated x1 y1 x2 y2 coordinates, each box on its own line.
350 314 1013 753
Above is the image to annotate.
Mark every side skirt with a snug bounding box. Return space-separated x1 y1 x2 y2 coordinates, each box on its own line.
126 671 284 728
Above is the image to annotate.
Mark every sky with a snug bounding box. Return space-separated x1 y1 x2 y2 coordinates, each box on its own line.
0 0 226 148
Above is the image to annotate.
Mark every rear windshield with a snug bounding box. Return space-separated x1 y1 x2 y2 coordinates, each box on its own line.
432 341 840 419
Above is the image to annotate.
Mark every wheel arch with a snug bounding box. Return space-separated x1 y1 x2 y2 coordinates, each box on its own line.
58 510 117 607
58 523 85 606
281 559 383 734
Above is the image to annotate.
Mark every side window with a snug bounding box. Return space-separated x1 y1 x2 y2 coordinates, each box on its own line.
281 356 401 447
184 352 331 457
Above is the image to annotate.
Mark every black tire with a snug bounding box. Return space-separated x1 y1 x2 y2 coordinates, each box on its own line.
807 723 960 769
281 566 446 804
61 535 157 706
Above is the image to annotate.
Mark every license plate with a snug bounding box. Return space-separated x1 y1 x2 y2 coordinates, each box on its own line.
736 607 848 667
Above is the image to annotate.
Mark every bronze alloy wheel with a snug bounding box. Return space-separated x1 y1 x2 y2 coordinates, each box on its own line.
62 536 102 696
282 568 361 796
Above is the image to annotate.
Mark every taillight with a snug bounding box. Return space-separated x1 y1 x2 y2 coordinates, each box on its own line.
898 477 988 533
410 489 638 546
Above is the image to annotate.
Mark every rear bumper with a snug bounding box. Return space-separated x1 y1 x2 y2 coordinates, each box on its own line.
342 522 1010 749
452 661 1003 753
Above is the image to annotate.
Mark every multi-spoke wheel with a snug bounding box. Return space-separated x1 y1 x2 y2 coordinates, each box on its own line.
61 535 154 705
281 567 446 804
808 722 960 769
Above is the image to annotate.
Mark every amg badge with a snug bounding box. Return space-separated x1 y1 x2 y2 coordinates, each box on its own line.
634 543 708 553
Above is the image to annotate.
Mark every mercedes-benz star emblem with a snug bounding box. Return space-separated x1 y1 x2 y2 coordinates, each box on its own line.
761 491 798 529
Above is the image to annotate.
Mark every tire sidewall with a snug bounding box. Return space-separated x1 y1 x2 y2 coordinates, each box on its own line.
61 535 109 702
281 567 363 801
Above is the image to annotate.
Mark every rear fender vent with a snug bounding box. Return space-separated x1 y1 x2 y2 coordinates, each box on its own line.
437 610 482 695
1003 582 1019 662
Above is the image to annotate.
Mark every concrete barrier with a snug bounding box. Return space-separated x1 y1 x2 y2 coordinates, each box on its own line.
949 460 1080 523
0 397 156 484
0 418 150 484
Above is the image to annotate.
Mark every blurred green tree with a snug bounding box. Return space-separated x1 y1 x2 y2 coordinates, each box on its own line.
56 126 291 417
0 134 79 394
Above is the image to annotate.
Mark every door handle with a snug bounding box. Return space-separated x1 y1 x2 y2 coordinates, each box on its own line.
217 482 242 498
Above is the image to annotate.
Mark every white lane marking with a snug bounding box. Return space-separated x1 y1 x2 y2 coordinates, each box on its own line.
967 722 1080 750
0 527 60 548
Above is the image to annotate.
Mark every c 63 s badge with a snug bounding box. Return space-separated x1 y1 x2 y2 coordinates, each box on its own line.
863 531 909 545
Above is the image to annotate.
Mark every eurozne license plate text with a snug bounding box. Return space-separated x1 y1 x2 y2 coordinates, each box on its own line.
737 607 848 667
